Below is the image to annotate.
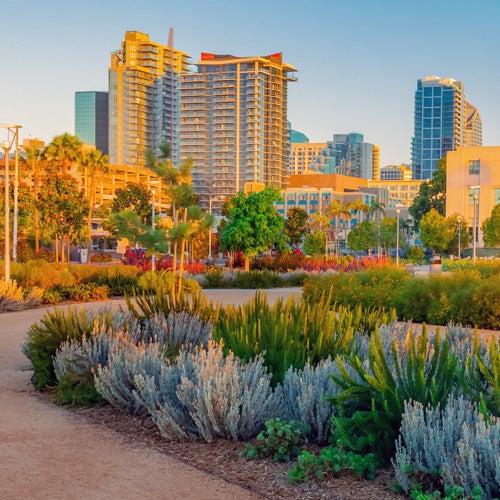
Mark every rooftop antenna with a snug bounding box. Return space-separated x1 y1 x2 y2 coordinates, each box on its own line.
168 27 174 48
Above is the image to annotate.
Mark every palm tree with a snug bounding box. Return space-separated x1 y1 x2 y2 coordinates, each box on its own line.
79 148 109 262
347 198 370 228
146 142 196 298
327 199 351 256
44 133 83 175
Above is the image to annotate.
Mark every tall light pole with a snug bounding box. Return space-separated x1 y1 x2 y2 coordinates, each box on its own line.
2 140 11 282
208 195 224 260
473 194 478 265
151 190 156 271
457 215 462 260
396 209 400 267
1 124 22 281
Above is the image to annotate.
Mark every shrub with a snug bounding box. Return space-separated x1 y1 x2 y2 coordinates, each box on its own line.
23 307 119 388
137 340 281 442
90 253 112 263
94 337 167 415
214 291 394 385
85 264 140 296
0 280 43 311
281 358 341 443
288 447 377 483
125 287 216 324
240 418 309 462
331 326 461 462
393 397 500 498
406 246 425 263
11 260 78 289
137 270 201 294
126 311 212 356
42 283 109 303
233 270 285 289
303 266 410 310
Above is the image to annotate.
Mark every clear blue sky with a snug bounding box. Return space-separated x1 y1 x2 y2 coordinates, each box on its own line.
1 0 499 166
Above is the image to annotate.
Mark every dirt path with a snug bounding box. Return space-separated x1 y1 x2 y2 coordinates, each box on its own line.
0 289 300 500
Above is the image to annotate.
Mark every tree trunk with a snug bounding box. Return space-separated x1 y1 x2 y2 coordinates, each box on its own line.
87 170 96 265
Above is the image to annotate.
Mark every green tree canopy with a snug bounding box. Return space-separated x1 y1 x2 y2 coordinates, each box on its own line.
481 204 500 247
37 174 87 262
284 207 309 245
219 187 288 270
347 220 378 253
112 183 152 225
409 158 446 227
303 230 326 256
419 208 453 255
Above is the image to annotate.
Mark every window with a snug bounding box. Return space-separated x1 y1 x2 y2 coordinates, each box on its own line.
494 188 500 205
468 187 480 204
468 160 480 174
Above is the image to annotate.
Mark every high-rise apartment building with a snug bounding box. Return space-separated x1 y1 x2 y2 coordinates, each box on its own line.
465 102 482 147
179 52 297 210
411 76 480 180
289 142 326 175
109 30 188 168
310 133 379 180
75 91 109 154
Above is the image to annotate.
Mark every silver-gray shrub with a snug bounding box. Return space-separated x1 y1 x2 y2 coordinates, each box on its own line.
94 336 166 415
393 396 500 498
146 340 281 442
280 357 341 443
126 311 212 350
53 333 112 382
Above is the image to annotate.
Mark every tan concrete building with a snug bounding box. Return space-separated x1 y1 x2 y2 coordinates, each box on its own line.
446 146 500 247
289 142 326 175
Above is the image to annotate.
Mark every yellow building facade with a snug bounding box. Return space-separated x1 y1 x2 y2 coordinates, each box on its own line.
109 31 189 168
446 146 500 247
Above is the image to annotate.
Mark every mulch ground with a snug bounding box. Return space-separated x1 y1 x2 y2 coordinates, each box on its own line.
71 405 403 500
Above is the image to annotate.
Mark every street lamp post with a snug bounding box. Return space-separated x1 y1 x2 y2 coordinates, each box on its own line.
396 209 400 267
457 216 462 260
2 140 11 282
473 194 478 265
151 190 156 271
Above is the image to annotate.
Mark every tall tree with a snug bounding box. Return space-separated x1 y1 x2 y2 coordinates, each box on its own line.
37 175 87 262
419 208 453 255
79 148 109 262
284 207 309 247
327 199 351 256
409 158 446 227
44 133 83 175
112 183 152 224
481 204 500 247
346 198 370 227
219 187 288 271
146 142 197 297
347 220 378 255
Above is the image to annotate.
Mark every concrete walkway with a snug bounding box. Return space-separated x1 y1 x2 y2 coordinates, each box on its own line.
0 292 303 500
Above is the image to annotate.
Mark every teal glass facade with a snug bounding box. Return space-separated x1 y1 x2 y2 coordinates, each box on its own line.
75 91 109 154
411 77 465 180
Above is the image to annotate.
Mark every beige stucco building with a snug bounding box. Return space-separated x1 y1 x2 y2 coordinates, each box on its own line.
446 146 500 247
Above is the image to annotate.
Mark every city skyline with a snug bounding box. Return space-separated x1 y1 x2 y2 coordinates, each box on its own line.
1 0 499 167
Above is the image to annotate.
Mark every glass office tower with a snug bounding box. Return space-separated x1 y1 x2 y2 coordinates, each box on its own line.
411 76 466 180
75 91 109 154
